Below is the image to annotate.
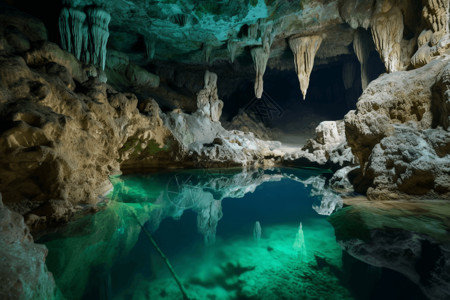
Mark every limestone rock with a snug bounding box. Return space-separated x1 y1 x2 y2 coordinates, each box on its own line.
345 56 450 199
0 193 56 300
284 120 355 170
224 109 273 141
250 46 270 99
366 125 450 200
196 71 223 122
353 29 373 90
370 0 404 73
289 35 323 100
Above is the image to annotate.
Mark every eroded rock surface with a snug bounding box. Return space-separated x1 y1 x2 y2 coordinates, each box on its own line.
345 56 450 200
0 194 56 300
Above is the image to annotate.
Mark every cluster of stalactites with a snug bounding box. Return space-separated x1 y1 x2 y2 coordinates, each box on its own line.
370 0 403 73
353 29 372 90
58 7 111 70
411 0 450 68
249 22 273 98
288 35 323 100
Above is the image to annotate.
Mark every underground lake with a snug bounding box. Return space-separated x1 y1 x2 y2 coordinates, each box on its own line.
36 168 449 300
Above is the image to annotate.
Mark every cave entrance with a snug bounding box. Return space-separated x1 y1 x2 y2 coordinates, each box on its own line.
222 52 384 148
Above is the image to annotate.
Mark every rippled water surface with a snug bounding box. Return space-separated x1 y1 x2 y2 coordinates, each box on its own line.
40 168 442 300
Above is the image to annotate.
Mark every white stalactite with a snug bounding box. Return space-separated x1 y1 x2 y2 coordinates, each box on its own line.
81 24 90 64
227 40 238 63
353 29 372 90
289 35 322 100
250 46 270 99
370 1 403 73
87 8 111 70
248 23 259 40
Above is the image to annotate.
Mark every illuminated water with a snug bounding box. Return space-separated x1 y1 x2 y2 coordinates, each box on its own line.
39 168 433 300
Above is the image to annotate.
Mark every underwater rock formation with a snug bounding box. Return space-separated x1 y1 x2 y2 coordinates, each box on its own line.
329 202 450 299
289 35 323 100
0 193 56 299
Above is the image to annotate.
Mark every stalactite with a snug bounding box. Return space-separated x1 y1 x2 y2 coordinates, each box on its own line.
58 7 70 53
288 35 322 100
250 46 269 99
248 23 259 40
81 24 90 64
87 8 111 70
145 36 156 62
69 9 86 60
353 29 372 90
203 44 213 64
370 1 403 73
342 61 356 90
227 40 238 63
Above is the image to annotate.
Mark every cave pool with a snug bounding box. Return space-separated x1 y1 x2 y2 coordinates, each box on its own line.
38 168 429 300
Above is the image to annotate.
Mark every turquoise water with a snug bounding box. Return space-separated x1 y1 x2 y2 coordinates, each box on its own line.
39 168 429 300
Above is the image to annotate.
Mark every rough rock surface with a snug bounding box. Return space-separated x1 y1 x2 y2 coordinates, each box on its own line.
345 56 450 199
0 193 56 300
284 120 356 170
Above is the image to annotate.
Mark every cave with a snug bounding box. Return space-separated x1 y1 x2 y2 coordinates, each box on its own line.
0 0 450 299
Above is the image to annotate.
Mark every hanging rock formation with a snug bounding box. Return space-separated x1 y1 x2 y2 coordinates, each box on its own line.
250 46 269 99
289 35 323 100
370 0 404 73
353 29 372 90
144 36 156 62
250 22 273 99
58 7 110 70
342 61 356 90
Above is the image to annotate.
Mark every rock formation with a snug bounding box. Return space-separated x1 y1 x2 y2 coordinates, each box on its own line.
345 56 450 200
289 35 323 100
353 29 372 90
0 194 56 299
370 0 404 73
196 71 223 122
411 0 450 68
58 7 110 70
250 46 270 99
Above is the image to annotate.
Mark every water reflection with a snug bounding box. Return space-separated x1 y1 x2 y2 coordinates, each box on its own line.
108 168 341 245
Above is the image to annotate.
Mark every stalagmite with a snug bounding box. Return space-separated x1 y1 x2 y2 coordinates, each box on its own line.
197 71 223 122
253 221 262 242
353 29 372 90
87 8 111 70
342 61 356 90
289 35 322 100
250 46 269 99
293 222 307 261
370 0 403 73
227 40 238 63
145 36 156 61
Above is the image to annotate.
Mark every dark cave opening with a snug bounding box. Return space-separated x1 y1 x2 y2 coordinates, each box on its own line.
221 51 385 144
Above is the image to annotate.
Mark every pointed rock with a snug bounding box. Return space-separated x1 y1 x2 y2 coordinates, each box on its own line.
289 35 322 100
